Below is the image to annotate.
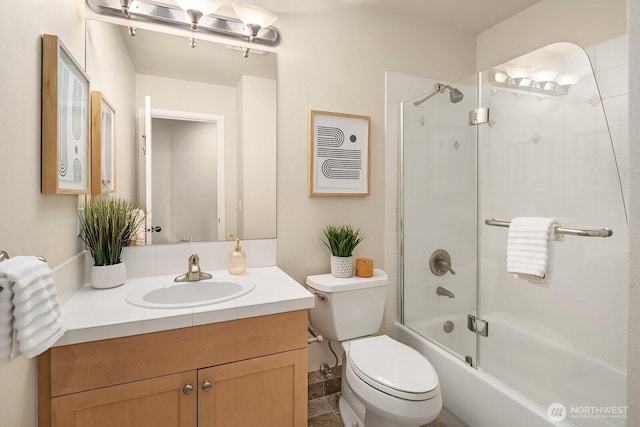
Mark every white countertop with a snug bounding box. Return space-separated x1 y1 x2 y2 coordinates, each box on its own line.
55 266 314 346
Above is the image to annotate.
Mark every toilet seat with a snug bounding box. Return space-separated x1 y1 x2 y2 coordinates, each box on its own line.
347 335 439 401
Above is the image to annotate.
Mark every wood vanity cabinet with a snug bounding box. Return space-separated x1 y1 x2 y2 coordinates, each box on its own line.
38 310 308 427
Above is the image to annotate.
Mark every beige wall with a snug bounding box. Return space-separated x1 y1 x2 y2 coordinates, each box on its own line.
275 7 476 286
274 6 477 369
0 0 87 425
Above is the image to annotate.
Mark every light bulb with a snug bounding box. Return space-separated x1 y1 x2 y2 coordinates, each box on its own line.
232 3 278 28
531 69 558 83
175 0 221 16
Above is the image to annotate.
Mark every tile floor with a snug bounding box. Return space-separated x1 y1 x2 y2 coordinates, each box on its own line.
307 367 447 427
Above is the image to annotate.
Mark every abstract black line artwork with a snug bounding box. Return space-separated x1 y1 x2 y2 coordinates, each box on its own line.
309 110 370 196
317 126 345 147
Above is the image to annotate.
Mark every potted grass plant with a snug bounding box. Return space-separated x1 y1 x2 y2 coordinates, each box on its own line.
79 197 144 289
321 225 366 278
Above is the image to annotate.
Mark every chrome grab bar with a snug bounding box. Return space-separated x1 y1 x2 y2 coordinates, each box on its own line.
307 324 324 345
484 218 613 238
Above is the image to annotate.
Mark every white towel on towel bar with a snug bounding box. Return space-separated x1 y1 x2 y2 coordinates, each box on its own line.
0 275 16 363
0 256 66 366
507 217 557 281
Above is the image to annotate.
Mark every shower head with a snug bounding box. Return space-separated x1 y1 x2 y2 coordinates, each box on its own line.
449 87 464 103
414 83 464 106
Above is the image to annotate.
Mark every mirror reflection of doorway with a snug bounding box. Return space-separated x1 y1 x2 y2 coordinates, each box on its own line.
151 118 220 244
139 97 226 245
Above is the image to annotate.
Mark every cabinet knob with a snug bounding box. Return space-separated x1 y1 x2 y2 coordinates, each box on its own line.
202 380 212 392
183 383 194 395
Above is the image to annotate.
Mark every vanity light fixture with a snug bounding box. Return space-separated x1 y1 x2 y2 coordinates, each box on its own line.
232 3 278 42
175 0 221 31
493 67 580 96
119 0 135 17
232 3 278 57
85 0 281 48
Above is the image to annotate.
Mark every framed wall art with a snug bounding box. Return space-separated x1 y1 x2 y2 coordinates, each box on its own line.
91 91 116 194
308 110 371 196
41 34 91 194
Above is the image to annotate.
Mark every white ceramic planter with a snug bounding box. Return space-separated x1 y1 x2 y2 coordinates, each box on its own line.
330 255 354 278
91 262 127 289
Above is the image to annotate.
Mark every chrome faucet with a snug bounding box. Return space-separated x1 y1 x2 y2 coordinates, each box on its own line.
436 286 455 298
174 254 213 282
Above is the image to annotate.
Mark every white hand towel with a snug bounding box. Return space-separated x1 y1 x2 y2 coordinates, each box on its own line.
0 256 66 365
0 275 16 365
507 217 557 281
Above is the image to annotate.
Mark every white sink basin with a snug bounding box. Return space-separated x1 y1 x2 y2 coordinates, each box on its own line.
126 275 255 309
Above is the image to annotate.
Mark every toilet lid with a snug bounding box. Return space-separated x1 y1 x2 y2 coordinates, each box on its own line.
348 335 439 401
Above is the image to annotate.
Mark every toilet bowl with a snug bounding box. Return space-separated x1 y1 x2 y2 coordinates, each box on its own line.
306 270 442 427
341 336 442 427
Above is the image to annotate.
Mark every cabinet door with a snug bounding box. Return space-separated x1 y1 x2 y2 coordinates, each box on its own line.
52 371 197 427
198 348 308 427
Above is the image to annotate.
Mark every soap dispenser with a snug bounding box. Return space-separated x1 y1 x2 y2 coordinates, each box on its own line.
228 239 247 275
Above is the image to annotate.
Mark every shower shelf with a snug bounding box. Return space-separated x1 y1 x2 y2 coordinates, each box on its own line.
484 218 613 238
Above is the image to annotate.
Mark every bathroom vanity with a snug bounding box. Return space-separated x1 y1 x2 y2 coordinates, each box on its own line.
37 266 313 427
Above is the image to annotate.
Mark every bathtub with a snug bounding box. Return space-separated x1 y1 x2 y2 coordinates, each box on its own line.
394 313 627 427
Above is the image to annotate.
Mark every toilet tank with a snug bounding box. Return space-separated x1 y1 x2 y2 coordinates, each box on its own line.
306 269 388 341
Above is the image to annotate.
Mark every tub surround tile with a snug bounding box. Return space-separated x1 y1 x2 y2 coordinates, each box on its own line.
594 34 628 71
602 94 629 127
596 64 629 99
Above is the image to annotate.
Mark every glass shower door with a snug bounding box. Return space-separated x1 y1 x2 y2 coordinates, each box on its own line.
401 74 478 364
475 43 628 425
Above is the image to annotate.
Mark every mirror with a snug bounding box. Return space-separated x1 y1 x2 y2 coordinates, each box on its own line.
85 19 277 244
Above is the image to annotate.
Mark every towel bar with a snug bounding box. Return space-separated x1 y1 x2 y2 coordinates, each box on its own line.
484 218 613 238
0 250 47 292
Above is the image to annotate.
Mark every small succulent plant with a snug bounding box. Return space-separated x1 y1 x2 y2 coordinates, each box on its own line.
321 225 366 257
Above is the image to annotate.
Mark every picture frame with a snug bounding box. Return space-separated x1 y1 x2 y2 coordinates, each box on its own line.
91 91 116 194
308 110 371 196
41 34 91 195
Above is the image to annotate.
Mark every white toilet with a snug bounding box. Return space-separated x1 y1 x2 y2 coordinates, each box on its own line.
306 269 442 427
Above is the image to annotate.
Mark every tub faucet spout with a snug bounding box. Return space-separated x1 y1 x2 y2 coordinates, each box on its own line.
174 254 213 282
436 286 455 298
